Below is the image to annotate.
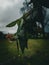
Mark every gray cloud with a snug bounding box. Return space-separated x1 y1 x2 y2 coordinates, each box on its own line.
0 24 18 34
0 0 25 26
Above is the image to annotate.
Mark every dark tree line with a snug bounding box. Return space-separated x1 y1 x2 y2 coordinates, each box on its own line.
0 32 6 40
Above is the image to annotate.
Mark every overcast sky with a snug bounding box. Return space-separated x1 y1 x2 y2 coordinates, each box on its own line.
0 24 18 34
0 0 25 27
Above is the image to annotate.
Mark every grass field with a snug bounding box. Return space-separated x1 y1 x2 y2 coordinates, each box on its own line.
0 39 49 65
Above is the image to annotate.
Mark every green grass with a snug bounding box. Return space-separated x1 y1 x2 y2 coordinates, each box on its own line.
0 39 49 65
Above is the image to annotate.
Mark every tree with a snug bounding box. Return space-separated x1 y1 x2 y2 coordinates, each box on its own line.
0 31 5 40
20 0 31 14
